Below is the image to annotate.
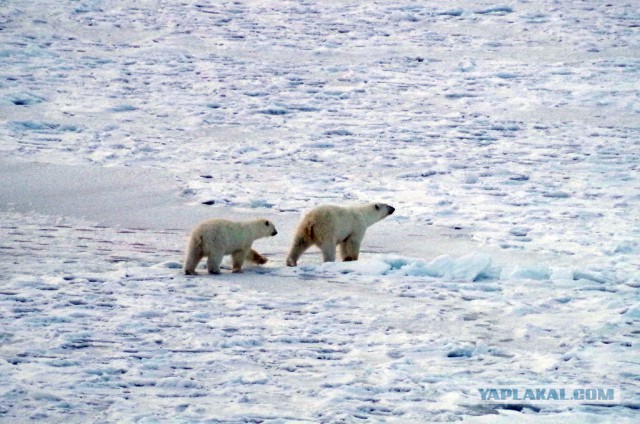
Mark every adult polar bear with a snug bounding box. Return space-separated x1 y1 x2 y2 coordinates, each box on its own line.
286 203 395 266
184 218 277 275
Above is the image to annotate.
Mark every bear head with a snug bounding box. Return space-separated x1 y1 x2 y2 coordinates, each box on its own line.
372 203 395 219
260 219 278 237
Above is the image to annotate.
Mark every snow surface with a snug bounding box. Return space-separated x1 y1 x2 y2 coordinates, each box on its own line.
1 0 639 422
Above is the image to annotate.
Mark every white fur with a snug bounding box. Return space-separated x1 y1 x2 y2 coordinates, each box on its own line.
286 203 395 266
184 218 277 275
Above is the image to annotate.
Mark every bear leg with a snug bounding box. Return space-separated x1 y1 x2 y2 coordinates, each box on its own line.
319 240 337 262
231 250 248 273
340 236 362 262
286 236 312 267
248 249 268 265
206 253 224 274
184 236 204 275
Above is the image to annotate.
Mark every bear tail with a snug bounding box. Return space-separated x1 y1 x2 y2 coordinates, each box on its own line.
184 234 204 275
302 223 316 243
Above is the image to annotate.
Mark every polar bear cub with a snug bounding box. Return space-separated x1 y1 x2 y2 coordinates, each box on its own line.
286 203 395 266
184 218 278 275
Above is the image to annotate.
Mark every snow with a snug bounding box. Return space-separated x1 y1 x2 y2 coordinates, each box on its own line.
1 0 639 421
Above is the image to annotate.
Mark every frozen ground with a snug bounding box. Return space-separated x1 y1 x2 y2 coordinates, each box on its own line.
1 0 639 422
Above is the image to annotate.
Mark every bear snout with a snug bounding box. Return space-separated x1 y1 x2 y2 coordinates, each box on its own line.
388 206 395 215
272 230 278 236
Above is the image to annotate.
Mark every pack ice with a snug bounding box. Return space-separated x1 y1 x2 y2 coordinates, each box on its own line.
0 0 638 422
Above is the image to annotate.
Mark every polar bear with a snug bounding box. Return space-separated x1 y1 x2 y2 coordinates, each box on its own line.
286 203 395 266
184 218 277 275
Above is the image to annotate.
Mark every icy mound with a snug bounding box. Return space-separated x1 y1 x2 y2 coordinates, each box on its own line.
289 253 493 281
384 253 493 281
290 254 496 281
285 253 611 284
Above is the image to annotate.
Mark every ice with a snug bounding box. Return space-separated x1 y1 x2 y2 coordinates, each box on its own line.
0 0 639 421
438 9 464 17
623 305 640 319
500 266 551 281
314 259 393 276
4 92 45 106
384 254 493 281
110 104 138 112
447 345 476 358
475 6 514 15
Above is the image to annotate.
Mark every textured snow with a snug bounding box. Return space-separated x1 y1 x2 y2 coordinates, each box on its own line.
1 0 639 422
